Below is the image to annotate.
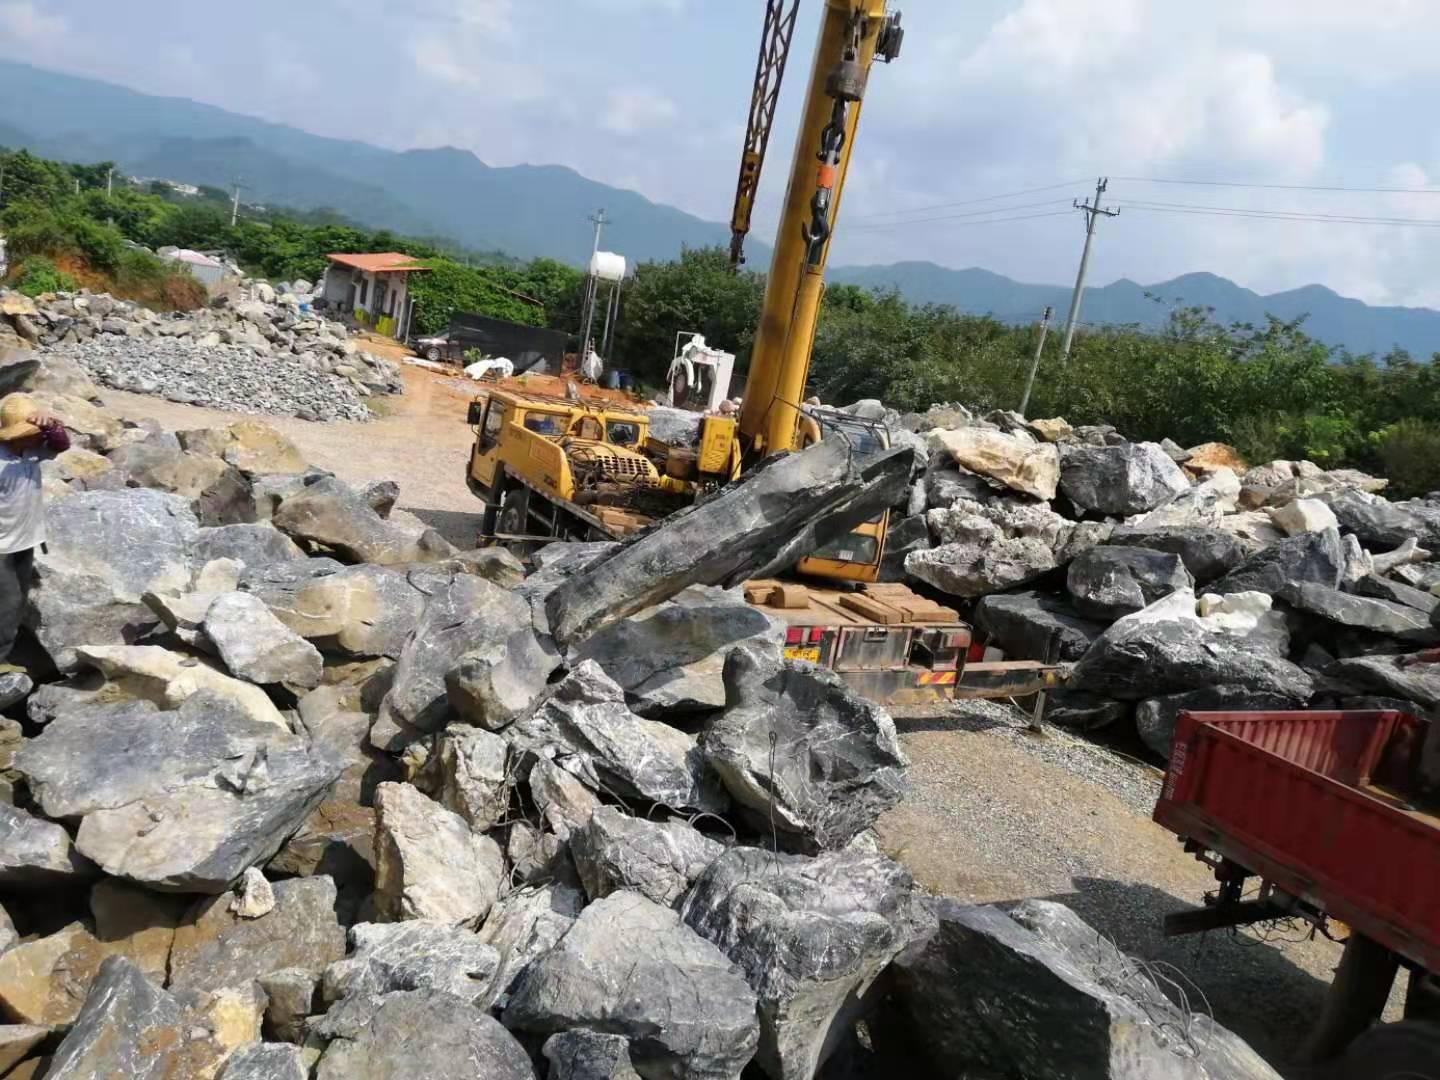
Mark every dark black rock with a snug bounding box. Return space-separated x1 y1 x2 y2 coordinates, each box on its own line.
1106 524 1249 583
1066 546 1193 621
1212 527 1345 600
973 591 1106 662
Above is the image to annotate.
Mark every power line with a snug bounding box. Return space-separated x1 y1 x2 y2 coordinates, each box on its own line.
848 199 1074 230
848 179 1090 223
1125 201 1440 227
1115 175 1440 196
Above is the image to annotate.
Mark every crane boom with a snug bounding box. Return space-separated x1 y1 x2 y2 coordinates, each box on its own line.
737 0 902 460
729 0 802 270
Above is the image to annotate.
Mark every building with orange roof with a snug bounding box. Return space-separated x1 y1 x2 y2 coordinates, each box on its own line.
322 252 429 339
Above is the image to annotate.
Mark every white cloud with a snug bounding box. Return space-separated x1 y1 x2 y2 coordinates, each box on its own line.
602 88 679 135
0 1 67 44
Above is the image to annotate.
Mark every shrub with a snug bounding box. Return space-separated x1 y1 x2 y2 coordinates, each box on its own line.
12 256 78 296
1373 419 1440 498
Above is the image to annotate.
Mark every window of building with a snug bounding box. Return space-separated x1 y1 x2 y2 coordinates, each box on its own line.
358 275 369 306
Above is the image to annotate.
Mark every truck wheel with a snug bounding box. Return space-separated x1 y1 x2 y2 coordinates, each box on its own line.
497 488 531 540
1336 1020 1440 1079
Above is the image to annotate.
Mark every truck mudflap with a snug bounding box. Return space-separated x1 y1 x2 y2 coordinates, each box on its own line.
837 660 1060 706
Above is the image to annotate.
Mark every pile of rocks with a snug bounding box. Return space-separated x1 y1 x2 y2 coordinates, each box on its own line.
1 281 402 422
870 398 1440 757
0 356 1278 1078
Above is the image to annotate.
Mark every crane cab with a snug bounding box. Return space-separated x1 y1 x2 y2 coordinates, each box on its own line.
794 407 892 584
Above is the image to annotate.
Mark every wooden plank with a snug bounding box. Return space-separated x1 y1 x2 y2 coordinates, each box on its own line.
770 584 810 609
838 593 906 625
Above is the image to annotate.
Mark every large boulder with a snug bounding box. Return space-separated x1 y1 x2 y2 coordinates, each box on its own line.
321 920 502 1010
417 727 512 833
29 489 199 668
42 956 261 1080
927 427 1059 500
89 879 186 984
168 876 346 993
1136 685 1300 758
218 1043 308 1080
1352 572 1438 614
1327 653 1440 709
272 476 452 565
1131 468 1240 528
1319 488 1433 549
923 466 998 509
265 563 428 659
1071 589 1312 703
1287 582 1440 643
14 693 342 893
906 521 1057 598
477 882 586 1007
314 988 536 1079
1059 442 1190 516
543 1031 642 1080
192 522 306 569
1212 526 1346 600
0 922 113 1026
681 847 931 1080
888 899 1279 1080
570 807 723 906
203 591 324 687
703 645 907 852
567 585 784 715
1066 545 1193 621
529 758 603 839
973 591 1106 662
379 574 553 745
372 782 504 927
0 802 97 887
504 892 760 1080
71 644 290 731
507 662 725 814
1104 524 1248 583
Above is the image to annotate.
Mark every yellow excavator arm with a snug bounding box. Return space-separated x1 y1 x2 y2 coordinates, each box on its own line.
735 0 903 463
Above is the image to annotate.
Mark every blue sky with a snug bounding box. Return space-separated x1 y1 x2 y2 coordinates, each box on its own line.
4 0 1440 307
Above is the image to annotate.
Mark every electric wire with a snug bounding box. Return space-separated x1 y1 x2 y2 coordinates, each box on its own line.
847 178 1091 223
848 207 1074 232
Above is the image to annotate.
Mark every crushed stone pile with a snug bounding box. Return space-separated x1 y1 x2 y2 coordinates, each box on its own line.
0 352 1279 1079
1 281 402 422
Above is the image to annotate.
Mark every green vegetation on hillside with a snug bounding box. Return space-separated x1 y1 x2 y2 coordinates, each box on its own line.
7 147 1440 497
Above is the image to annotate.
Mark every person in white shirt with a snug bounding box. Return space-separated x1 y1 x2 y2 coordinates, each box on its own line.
0 392 69 667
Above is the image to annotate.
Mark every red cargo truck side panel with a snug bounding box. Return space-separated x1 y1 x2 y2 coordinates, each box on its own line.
1155 710 1440 974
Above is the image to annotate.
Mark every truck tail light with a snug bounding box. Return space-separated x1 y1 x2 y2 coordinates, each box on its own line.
785 628 804 646
966 643 986 663
808 627 824 644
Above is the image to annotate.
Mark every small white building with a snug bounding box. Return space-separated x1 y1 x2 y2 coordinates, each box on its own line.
322 252 428 340
159 248 228 291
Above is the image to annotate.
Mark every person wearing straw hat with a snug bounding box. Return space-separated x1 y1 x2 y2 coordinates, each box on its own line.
0 392 68 668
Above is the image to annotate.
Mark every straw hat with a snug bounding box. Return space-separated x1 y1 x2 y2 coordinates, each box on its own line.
0 394 42 443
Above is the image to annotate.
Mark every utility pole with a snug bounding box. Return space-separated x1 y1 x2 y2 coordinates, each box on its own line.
587 208 608 263
577 208 609 368
1018 305 1053 417
106 167 113 196
1059 177 1120 363
230 178 244 227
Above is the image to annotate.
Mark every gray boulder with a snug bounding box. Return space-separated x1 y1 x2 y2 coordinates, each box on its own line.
1059 442 1190 516
1105 524 1249 583
372 782 504 927
1136 686 1299 759
924 467 998 509
168 876 346 993
1287 582 1440 643
570 807 723 906
315 988 536 1079
14 693 342 892
0 802 97 887
321 921 502 1009
1043 690 1130 731
478 882 586 1007
504 892 760 1080
1319 488 1432 548
543 1031 642 1080
529 758 603 839
1066 546 1193 622
1351 574 1439 614
273 476 453 565
30 489 199 668
445 625 561 732
1212 527 1346 600
418 727 512 833
973 592 1106 662
906 531 1056 598
204 591 325 687
1072 590 1312 703
257 968 318 1043
703 644 907 852
380 573 551 745
219 1043 308 1079
263 563 427 660
877 514 931 582
192 522 306 569
889 899 1279 1080
1327 654 1440 708
567 585 784 715
508 662 725 814
681 847 930 1080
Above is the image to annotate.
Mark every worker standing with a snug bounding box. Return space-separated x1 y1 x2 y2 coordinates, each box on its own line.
0 393 68 667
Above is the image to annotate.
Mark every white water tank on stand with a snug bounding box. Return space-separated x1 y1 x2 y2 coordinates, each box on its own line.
589 251 627 283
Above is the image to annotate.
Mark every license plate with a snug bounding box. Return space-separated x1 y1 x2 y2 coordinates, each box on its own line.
784 646 821 663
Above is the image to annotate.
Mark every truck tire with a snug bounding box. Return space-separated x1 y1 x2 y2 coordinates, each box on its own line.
497 487 531 540
1336 1020 1440 1079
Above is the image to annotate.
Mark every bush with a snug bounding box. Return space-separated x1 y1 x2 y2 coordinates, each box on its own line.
12 256 77 296
1373 419 1440 498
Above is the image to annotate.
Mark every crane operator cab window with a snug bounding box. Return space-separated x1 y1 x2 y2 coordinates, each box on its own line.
523 412 563 437
572 416 604 442
480 401 506 452
606 420 640 447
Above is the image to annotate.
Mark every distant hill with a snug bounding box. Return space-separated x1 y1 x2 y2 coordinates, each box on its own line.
3 59 1438 357
829 263 1440 359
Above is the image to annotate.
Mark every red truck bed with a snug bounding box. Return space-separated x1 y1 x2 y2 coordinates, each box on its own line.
1154 709 1440 974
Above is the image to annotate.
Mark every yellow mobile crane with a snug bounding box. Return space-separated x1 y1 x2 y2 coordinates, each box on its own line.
465 3 1056 701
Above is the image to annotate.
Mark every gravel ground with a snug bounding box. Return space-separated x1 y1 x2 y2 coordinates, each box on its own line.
879 698 1408 1076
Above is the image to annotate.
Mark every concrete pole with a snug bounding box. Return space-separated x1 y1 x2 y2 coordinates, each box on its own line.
1018 305 1053 417
106 167 113 196
577 209 608 368
1059 177 1119 364
231 181 242 227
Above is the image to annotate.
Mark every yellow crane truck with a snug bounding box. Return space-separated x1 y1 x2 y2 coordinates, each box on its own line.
465 1 1056 705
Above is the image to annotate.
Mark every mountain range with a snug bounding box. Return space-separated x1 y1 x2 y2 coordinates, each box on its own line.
3 58 1440 358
